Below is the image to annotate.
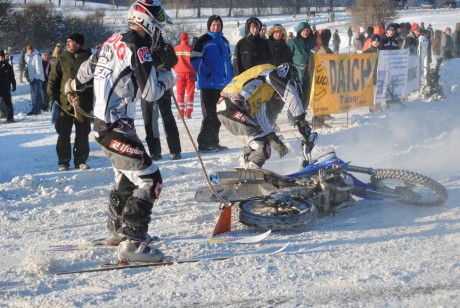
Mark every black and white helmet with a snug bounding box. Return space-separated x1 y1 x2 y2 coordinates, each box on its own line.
127 0 172 48
277 63 303 98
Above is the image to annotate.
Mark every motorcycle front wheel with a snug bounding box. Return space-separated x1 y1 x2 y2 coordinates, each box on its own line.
238 196 318 231
371 169 448 206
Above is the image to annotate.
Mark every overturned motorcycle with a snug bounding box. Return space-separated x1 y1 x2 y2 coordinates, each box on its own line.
195 141 448 231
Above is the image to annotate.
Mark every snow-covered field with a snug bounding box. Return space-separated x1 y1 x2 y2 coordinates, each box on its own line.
0 7 459 307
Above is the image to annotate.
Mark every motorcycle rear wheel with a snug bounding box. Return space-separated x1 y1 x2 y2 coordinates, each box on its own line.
371 169 448 206
238 196 317 231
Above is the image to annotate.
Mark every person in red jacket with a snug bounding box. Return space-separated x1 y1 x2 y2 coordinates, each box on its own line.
174 32 196 119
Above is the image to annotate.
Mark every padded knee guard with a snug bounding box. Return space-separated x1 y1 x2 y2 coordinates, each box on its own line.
107 189 127 235
119 196 154 240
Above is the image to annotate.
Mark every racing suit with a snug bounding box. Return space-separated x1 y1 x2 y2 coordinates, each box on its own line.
76 29 172 241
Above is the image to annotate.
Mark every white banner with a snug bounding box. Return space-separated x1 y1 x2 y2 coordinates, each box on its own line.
375 49 410 103
406 53 420 95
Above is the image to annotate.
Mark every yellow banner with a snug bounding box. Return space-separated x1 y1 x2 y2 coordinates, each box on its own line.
309 53 378 115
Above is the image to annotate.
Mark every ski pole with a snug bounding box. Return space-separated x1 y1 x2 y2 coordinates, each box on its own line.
169 89 230 207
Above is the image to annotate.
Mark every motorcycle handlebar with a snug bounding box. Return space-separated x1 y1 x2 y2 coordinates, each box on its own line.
347 165 376 176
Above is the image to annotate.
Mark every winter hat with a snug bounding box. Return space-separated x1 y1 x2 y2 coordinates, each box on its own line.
68 33 84 46
207 15 223 31
411 23 420 32
261 23 267 30
370 34 380 42
0 50 5 57
180 32 189 42
267 24 287 38
386 23 397 31
374 25 384 35
295 22 311 35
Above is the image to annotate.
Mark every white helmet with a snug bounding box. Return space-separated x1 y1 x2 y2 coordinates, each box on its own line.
127 0 172 48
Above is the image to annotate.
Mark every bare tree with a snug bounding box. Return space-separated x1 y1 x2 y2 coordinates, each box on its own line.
349 0 397 27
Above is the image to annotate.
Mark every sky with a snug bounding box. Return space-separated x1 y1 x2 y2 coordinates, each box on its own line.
0 6 459 307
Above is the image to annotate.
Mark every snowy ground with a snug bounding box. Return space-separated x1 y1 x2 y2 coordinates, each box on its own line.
0 8 459 307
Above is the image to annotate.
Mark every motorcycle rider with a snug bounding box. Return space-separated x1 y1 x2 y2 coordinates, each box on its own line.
65 0 174 263
217 63 315 168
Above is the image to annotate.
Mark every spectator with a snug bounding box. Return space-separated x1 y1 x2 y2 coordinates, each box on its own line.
142 35 182 161
260 23 268 39
397 22 411 49
363 34 381 53
287 22 317 113
332 29 341 54
46 43 63 112
363 34 380 113
381 23 400 50
453 23 460 58
18 48 26 83
25 44 45 116
0 49 16 123
362 26 375 51
266 23 293 130
432 30 443 74
68 0 175 263
441 27 454 60
402 23 421 55
347 26 353 46
352 27 364 53
173 32 196 119
46 43 63 79
41 52 50 111
233 17 270 75
47 33 93 172
191 15 234 153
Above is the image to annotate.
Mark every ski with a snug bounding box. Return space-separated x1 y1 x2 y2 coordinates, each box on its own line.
54 242 289 275
47 236 161 251
47 231 271 251
171 230 271 244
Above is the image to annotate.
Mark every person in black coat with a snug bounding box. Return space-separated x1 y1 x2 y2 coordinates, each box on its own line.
0 50 16 122
266 24 293 129
381 23 400 50
233 17 270 75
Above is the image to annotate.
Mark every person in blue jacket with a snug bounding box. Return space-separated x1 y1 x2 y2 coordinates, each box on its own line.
191 15 234 152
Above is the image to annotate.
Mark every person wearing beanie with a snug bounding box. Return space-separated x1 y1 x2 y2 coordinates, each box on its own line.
266 23 292 129
47 32 93 171
381 23 399 50
0 49 16 122
363 34 381 53
401 23 421 55
67 33 84 46
173 32 196 119
191 15 234 153
233 16 270 75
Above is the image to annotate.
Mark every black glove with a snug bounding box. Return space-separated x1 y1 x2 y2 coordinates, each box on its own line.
295 119 312 142
152 35 178 69
266 133 288 158
11 86 16 92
